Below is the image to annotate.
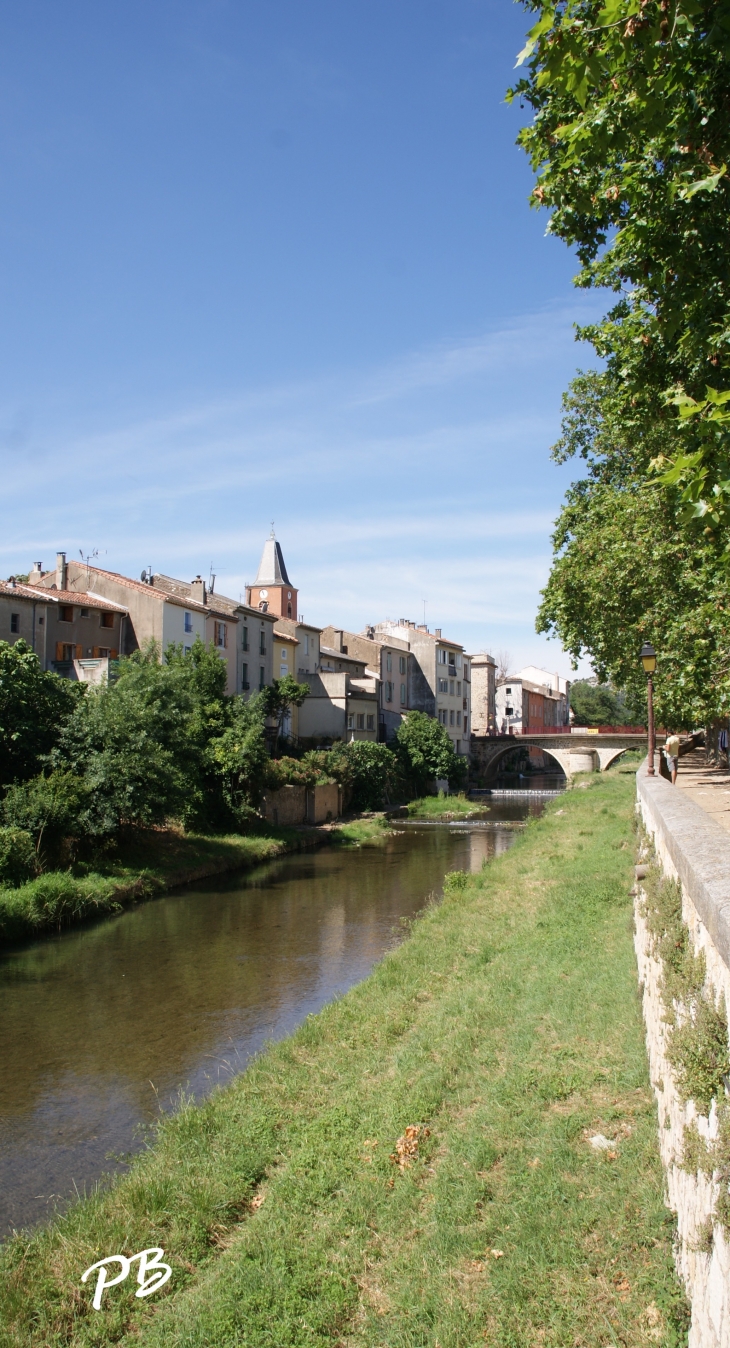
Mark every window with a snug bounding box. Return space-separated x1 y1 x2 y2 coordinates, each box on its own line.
101 612 114 629
386 652 392 673
215 622 227 649
357 713 365 729
280 647 288 662
259 666 265 690
287 604 292 617
455 653 462 668
304 634 309 655
259 630 266 655
59 605 73 623
242 662 249 689
456 681 461 695
183 645 192 656
80 607 89 617
242 626 248 651
366 714 375 730
400 683 406 706
10 613 19 633
456 711 462 727
438 678 447 693
449 680 454 696
347 713 354 729
450 710 455 726
184 611 193 634
399 655 406 675
437 649 447 664
38 616 44 625
385 680 393 702
506 687 511 695
62 643 75 661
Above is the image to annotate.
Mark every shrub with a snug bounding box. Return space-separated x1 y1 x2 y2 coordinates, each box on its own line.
0 640 81 790
395 712 468 794
0 827 38 887
2 771 89 865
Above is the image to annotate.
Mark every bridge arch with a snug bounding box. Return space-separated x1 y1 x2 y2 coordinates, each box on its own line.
473 739 571 781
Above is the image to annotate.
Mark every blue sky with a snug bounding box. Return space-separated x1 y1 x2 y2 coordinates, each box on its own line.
0 1 600 673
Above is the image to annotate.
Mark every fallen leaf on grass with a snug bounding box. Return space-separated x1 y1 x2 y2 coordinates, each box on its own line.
250 1193 265 1210
527 1157 541 1168
490 1248 504 1259
390 1124 431 1169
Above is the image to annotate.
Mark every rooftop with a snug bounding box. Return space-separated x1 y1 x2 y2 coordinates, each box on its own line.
1 581 127 613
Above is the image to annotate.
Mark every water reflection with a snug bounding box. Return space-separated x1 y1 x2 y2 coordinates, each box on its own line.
0 804 540 1234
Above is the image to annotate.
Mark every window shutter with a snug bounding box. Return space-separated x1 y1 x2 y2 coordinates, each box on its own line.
55 641 63 661
76 645 83 659
110 649 118 659
93 647 100 658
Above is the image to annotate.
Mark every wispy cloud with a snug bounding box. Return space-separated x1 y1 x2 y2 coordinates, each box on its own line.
3 303 598 674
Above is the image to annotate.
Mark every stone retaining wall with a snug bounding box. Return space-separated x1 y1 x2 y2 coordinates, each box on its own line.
636 766 730 1346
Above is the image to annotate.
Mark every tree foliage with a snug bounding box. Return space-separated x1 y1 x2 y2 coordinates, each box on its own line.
569 679 634 726
0 641 81 791
512 0 730 720
395 712 468 793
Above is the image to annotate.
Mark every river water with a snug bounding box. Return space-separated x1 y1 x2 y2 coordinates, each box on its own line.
0 796 551 1235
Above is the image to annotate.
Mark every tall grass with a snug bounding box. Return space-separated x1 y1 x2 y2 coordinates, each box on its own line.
0 773 688 1346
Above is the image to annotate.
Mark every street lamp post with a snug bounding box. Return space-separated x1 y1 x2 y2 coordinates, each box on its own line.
641 643 657 776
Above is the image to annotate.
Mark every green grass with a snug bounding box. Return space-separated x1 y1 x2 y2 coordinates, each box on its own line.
0 826 310 945
407 791 486 819
0 773 688 1346
330 816 392 846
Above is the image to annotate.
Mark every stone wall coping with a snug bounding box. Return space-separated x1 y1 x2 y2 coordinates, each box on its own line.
637 761 730 971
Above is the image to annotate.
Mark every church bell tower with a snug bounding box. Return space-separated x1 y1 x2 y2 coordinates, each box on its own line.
245 528 298 620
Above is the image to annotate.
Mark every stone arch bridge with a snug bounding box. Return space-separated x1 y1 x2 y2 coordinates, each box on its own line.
470 732 656 783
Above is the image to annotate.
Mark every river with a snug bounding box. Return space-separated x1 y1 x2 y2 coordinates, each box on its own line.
0 795 553 1235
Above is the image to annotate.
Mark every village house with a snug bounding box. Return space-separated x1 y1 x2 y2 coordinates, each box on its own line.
495 669 569 735
29 553 275 695
2 562 128 685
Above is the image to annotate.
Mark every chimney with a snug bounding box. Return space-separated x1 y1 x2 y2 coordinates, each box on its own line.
190 575 207 605
435 627 442 638
56 551 67 591
333 629 344 652
29 562 42 584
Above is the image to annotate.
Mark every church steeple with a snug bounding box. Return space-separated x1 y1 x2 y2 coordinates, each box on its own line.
246 528 298 619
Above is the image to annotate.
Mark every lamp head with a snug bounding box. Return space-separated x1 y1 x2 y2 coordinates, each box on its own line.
640 642 657 675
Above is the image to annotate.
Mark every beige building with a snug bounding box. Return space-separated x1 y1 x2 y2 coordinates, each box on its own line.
372 620 471 755
30 553 275 696
321 626 411 741
469 653 498 736
272 630 300 738
273 622 379 744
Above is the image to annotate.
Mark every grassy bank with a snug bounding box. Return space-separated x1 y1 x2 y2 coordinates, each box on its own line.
0 826 314 945
0 771 688 1347
407 791 485 819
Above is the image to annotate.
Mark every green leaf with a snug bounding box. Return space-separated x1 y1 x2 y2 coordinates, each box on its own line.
679 165 727 200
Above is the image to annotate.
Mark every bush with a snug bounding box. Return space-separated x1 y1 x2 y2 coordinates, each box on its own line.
340 741 401 810
2 771 89 865
395 712 468 794
0 872 122 941
0 827 37 887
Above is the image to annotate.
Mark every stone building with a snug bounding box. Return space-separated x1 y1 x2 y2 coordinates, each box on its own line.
320 625 410 742
469 653 497 736
371 620 471 755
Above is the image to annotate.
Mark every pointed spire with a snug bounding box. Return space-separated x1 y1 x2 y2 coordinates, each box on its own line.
254 533 291 586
